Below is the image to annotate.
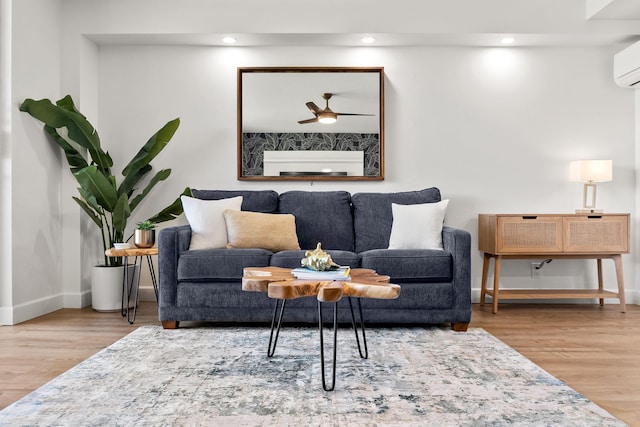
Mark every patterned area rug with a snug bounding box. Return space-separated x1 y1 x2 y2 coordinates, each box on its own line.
0 326 625 426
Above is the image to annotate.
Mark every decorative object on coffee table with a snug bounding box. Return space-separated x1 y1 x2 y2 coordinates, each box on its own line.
105 246 159 324
242 266 400 391
300 242 341 271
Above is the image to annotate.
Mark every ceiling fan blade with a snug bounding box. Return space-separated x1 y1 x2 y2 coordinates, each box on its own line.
334 112 375 117
306 102 322 114
298 117 319 124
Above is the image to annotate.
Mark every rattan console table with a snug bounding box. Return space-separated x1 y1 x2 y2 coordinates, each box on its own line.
478 213 629 314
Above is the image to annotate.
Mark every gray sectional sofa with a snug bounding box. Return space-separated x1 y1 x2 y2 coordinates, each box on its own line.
158 188 471 330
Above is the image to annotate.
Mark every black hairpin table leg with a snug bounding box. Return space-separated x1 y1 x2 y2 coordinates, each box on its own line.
268 299 286 357
127 255 143 324
121 255 129 318
348 297 368 359
318 301 338 392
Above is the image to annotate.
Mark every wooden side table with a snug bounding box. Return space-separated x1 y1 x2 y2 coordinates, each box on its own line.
478 214 629 314
105 247 158 324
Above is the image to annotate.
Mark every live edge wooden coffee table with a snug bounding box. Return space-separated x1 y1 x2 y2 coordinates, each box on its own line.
242 267 400 391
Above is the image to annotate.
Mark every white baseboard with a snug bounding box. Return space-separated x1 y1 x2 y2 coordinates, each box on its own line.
0 306 12 325
1 294 64 325
63 290 92 308
1 290 95 325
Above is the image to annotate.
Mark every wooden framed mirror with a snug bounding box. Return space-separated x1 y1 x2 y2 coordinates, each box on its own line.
237 67 384 181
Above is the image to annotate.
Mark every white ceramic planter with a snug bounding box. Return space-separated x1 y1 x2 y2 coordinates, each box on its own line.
92 264 136 312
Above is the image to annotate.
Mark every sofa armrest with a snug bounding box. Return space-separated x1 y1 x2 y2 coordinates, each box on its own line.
442 226 472 314
158 224 192 307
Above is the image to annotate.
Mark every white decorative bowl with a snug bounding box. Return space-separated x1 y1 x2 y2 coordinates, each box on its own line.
114 243 132 250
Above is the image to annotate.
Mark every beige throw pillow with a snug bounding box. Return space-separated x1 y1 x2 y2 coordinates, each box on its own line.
223 210 300 252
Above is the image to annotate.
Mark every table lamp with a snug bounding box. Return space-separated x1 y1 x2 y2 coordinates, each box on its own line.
569 160 612 213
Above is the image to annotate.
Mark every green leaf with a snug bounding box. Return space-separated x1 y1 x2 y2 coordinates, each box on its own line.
74 165 118 212
112 193 131 236
122 118 179 177
118 164 152 198
20 96 113 174
44 126 88 173
146 187 192 224
77 187 103 214
72 197 103 228
129 169 171 212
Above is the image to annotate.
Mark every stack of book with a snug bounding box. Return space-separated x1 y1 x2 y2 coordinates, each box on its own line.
291 266 351 281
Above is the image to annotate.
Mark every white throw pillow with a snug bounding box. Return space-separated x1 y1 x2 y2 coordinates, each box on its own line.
388 200 449 250
181 196 243 250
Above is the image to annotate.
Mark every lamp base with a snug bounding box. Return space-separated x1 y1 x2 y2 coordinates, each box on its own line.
575 208 603 214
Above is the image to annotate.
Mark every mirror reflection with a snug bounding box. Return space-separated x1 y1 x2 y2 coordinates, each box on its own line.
238 67 384 181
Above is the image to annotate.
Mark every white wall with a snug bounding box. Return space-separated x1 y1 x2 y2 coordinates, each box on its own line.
4 0 63 324
3 0 637 324
96 44 636 302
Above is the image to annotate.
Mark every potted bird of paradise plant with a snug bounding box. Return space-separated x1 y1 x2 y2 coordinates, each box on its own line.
20 95 190 310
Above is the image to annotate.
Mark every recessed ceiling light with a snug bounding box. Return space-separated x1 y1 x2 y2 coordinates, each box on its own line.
361 36 376 44
223 37 237 44
501 37 515 45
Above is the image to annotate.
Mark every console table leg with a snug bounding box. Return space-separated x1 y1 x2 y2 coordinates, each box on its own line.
348 297 368 359
318 301 338 392
597 259 604 306
612 255 626 313
492 256 502 314
267 299 286 357
480 253 490 306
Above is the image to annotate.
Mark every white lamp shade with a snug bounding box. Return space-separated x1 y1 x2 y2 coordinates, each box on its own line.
569 160 612 183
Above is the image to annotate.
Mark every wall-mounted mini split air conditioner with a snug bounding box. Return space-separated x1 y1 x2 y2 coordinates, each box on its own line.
614 40 640 88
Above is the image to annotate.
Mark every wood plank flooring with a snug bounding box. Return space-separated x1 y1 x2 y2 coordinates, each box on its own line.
1 302 638 425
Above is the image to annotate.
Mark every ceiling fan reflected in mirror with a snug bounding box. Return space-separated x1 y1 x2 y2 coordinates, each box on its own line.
298 93 373 125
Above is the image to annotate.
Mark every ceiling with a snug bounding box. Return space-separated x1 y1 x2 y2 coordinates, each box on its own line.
587 0 640 19
85 0 640 49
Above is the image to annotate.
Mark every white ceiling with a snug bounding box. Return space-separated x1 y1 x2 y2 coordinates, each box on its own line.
587 0 640 19
86 0 640 49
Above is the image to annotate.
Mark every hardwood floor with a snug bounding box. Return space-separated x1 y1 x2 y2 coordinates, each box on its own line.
1 302 639 425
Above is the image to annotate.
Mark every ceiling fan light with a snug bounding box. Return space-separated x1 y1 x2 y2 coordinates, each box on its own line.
318 112 337 124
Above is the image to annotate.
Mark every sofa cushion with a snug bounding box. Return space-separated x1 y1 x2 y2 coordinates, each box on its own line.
181 196 243 250
352 187 442 252
177 248 272 282
388 200 449 250
270 250 360 269
191 189 279 213
277 191 355 252
223 210 300 252
359 249 452 282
